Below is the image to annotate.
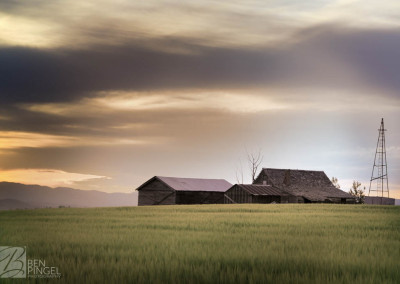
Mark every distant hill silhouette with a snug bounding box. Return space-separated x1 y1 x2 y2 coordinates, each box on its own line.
0 198 36 210
0 182 137 210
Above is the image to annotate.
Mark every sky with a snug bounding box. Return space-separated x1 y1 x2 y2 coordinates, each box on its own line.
0 0 399 198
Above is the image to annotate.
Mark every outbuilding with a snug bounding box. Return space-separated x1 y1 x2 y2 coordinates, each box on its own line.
253 168 355 203
137 176 232 206
224 184 296 204
364 196 395 205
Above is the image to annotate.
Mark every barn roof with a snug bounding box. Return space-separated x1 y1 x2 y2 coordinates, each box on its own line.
256 168 355 201
235 184 290 196
137 176 232 192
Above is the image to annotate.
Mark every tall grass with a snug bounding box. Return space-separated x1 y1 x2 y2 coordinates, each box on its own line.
1 204 399 283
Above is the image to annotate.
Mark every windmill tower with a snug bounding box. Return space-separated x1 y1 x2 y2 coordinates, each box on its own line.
368 118 389 200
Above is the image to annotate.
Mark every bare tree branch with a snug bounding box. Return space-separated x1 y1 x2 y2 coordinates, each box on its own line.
246 148 263 183
331 177 341 189
235 158 244 184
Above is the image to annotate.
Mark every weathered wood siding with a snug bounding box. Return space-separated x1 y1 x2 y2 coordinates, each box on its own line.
224 185 252 204
138 179 176 206
252 195 281 203
281 195 297 203
364 196 395 205
224 185 300 204
253 172 272 186
288 195 301 203
176 191 224 204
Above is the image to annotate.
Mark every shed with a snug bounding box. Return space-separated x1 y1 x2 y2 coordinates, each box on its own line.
364 196 395 205
224 184 297 204
137 176 232 206
254 168 355 203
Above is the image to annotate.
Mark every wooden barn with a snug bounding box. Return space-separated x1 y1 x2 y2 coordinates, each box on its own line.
253 168 355 203
137 176 232 206
224 184 297 204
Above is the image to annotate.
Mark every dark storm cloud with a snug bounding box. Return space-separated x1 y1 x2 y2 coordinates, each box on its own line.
0 0 36 11
0 104 91 135
294 26 400 93
0 101 240 138
1 25 400 104
0 43 277 103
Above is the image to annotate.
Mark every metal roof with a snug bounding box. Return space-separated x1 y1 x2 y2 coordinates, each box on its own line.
236 184 289 196
156 176 232 192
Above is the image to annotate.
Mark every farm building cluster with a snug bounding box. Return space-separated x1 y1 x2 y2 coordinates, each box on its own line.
137 168 357 206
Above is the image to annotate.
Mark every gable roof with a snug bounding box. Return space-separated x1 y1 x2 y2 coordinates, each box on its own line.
137 176 232 192
256 168 355 201
235 184 291 196
258 168 334 188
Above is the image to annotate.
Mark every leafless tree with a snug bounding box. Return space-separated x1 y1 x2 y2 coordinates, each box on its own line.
247 148 263 183
235 159 244 184
331 177 341 189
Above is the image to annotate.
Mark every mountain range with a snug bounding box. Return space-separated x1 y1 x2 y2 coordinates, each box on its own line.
0 182 138 210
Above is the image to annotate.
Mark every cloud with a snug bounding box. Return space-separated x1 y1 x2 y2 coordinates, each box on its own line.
1 1 399 49
0 43 277 103
1 25 400 105
0 130 155 150
0 168 109 188
0 86 398 156
74 91 290 113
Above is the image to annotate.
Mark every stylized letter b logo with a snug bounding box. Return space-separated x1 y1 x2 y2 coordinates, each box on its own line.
0 246 26 278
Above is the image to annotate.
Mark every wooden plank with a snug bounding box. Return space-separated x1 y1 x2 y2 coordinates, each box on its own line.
224 194 236 204
154 191 175 205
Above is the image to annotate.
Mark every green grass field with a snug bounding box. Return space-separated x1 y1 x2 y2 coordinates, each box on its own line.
1 204 399 283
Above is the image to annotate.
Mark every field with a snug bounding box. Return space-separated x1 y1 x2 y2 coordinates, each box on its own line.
1 204 399 283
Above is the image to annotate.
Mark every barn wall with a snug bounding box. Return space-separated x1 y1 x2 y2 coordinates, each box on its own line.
281 195 302 203
365 196 395 205
326 197 348 204
253 195 281 204
281 195 295 203
138 179 176 206
225 185 297 204
176 191 224 204
224 185 252 204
